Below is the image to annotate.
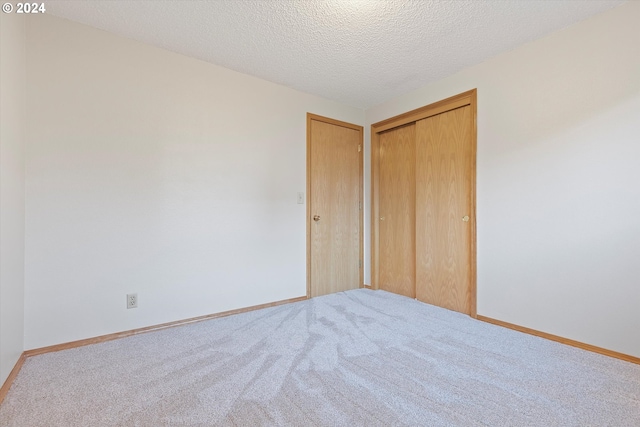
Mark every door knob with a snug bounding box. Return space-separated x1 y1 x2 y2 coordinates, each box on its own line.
380 216 385 221
313 215 320 222
462 215 469 222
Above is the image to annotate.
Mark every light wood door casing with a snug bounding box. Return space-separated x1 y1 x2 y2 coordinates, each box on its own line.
415 106 472 314
378 124 416 298
309 116 362 297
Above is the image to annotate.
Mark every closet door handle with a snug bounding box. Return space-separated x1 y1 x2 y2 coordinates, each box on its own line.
462 215 469 222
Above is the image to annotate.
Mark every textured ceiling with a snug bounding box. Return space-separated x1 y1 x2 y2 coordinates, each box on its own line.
46 0 625 109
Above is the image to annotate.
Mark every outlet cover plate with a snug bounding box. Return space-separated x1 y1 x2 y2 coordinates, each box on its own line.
127 293 138 309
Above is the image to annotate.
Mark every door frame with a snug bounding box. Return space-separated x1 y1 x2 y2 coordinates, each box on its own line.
306 113 364 298
370 89 478 317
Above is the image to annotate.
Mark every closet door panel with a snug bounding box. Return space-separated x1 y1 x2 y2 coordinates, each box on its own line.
378 124 416 298
416 106 472 313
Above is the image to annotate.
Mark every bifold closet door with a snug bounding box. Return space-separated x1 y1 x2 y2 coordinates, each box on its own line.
378 124 416 298
415 106 472 314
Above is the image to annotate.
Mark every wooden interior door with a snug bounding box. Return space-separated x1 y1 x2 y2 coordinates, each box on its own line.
308 115 362 297
378 123 416 298
371 90 476 315
415 106 473 314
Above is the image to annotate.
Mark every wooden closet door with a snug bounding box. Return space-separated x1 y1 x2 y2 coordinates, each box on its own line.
378 124 416 298
415 106 472 314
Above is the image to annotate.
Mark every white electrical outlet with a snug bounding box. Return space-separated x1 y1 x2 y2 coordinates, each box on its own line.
297 192 305 204
127 293 138 309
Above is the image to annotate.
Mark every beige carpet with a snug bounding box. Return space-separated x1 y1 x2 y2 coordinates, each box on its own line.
1 289 639 426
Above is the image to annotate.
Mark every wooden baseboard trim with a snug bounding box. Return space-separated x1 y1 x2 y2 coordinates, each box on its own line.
0 352 26 405
24 295 308 358
476 315 640 365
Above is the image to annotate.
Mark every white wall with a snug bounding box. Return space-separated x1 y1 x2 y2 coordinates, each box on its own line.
24 15 363 350
366 2 640 357
0 13 26 384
